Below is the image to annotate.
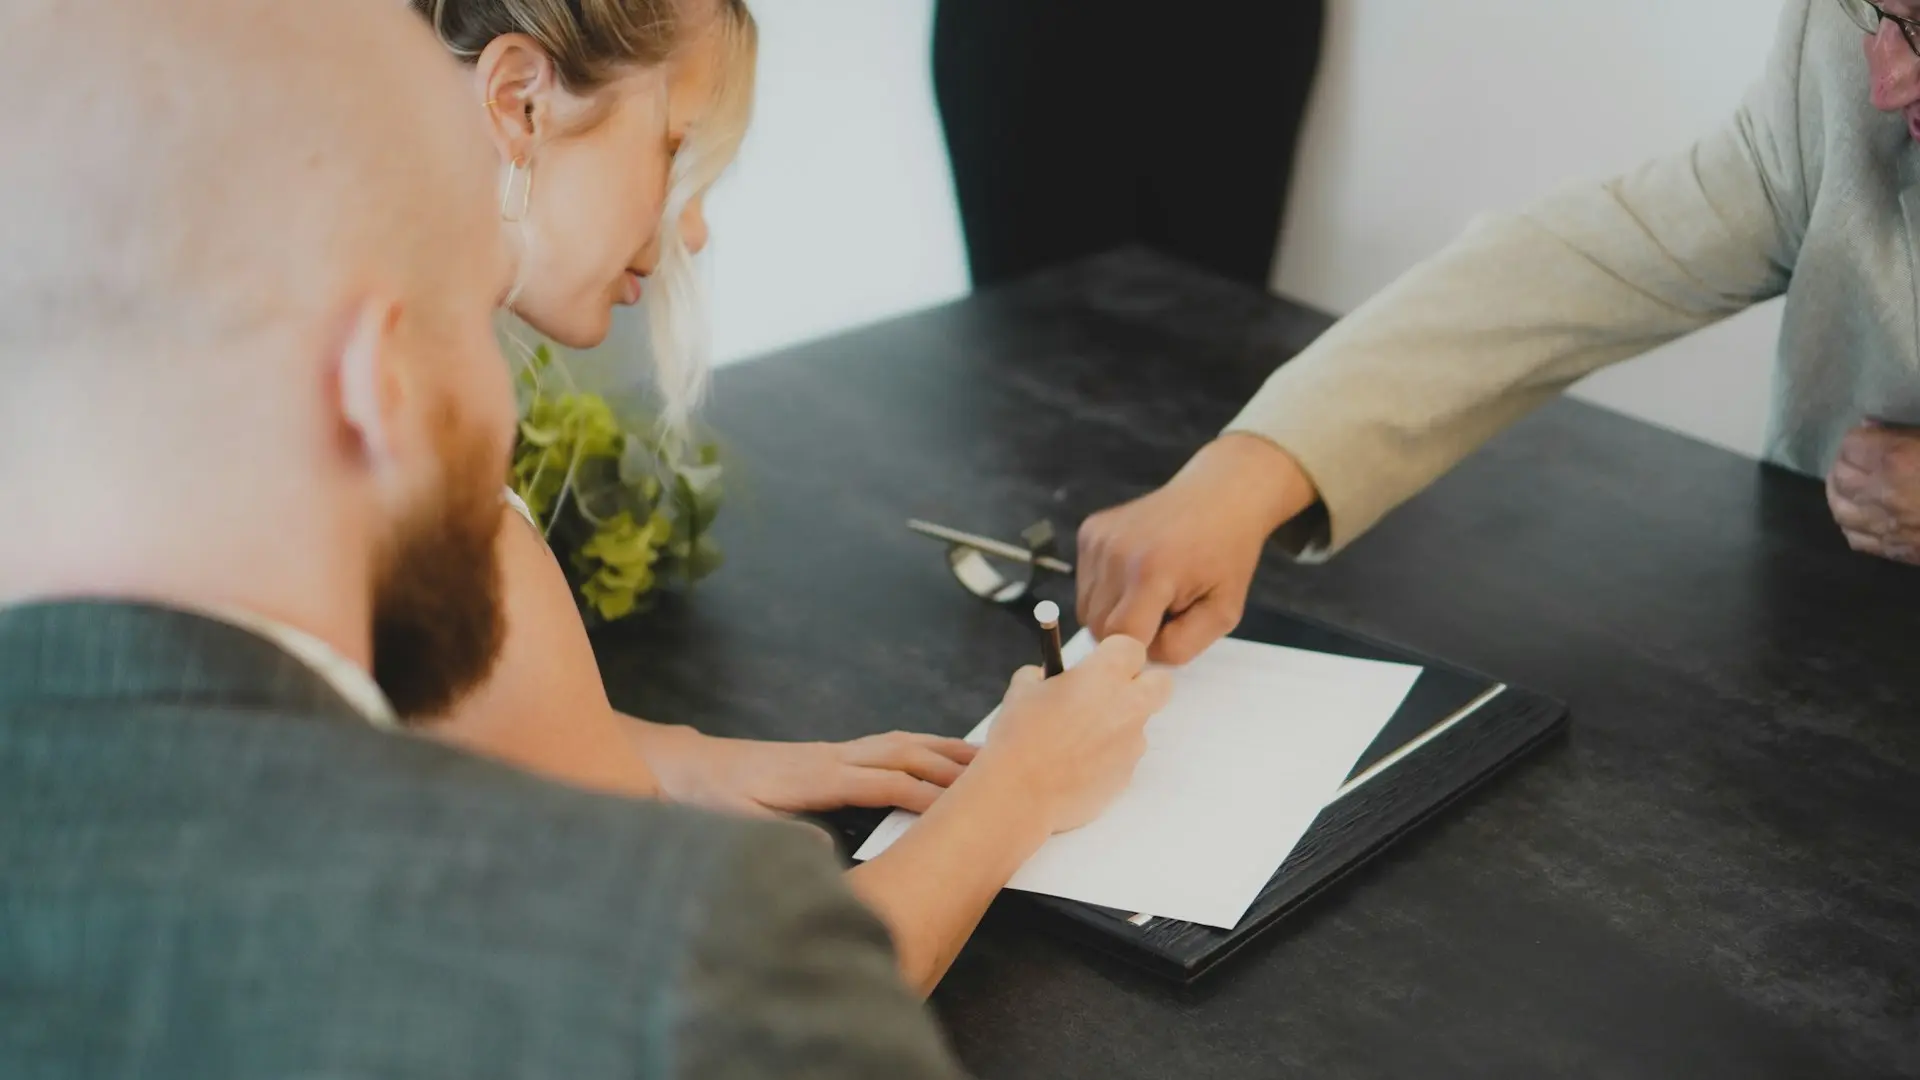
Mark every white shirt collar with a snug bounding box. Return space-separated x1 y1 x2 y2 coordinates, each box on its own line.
191 603 401 731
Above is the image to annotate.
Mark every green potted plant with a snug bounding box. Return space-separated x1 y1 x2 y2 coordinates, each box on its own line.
507 343 724 624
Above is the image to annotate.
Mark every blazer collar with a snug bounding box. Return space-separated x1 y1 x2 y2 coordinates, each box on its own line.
0 599 396 728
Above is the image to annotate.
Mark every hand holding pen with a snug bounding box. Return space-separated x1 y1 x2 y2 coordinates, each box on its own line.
971 632 1170 834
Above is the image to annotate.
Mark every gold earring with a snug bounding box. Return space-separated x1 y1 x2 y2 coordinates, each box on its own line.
501 156 534 223
484 98 499 109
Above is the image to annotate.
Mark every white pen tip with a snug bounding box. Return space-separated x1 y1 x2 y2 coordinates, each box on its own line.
1033 600 1060 626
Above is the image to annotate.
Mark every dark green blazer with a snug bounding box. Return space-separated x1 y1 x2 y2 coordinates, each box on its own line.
0 600 967 1079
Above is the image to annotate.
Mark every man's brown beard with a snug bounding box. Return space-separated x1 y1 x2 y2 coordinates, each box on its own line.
369 402 508 722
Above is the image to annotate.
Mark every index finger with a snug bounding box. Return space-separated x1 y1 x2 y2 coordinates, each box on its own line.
1076 633 1150 679
1075 517 1114 631
1104 576 1176 649
1151 594 1240 666
909 736 980 765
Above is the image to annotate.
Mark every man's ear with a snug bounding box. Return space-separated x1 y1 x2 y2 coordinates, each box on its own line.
334 296 411 479
474 34 562 163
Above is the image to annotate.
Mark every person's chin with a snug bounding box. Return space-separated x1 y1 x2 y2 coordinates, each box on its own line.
537 308 615 351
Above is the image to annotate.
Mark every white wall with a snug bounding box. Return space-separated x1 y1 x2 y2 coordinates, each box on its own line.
599 0 1792 460
1274 0 1787 458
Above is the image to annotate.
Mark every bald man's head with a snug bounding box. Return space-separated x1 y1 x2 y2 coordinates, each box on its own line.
0 0 522 717
1 0 505 356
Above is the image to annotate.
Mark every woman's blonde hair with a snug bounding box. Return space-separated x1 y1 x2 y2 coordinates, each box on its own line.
411 0 758 440
646 0 755 440
414 0 680 87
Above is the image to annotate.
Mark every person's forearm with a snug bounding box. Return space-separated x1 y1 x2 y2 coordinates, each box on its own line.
625 714 702 754
844 764 1051 996
441 701 662 799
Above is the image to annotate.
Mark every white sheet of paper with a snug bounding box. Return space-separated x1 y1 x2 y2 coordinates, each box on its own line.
853 631 1422 929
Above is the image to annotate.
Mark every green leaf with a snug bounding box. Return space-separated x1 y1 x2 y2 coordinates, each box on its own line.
595 560 656 592
679 461 723 498
581 573 639 621
513 343 554 392
689 493 722 536
619 439 659 488
566 395 623 457
644 510 674 546
509 366 726 623
685 534 725 581
672 469 722 537
518 419 563 448
580 513 660 568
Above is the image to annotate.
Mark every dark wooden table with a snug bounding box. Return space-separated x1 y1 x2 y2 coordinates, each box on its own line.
596 249 1920 1079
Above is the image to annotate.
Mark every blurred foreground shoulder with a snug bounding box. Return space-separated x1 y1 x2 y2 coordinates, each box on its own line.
674 818 972 1080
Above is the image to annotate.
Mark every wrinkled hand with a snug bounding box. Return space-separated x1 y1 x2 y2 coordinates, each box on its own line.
1078 434 1317 664
971 636 1173 835
1827 421 1920 566
639 726 979 817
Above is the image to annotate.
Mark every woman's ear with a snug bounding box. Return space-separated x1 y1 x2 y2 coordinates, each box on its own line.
473 34 560 162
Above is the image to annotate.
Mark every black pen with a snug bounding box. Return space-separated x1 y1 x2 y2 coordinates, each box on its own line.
1034 600 1065 678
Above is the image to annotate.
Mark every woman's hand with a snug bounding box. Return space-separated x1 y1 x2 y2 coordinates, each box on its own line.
633 724 979 817
847 636 1171 994
969 634 1172 835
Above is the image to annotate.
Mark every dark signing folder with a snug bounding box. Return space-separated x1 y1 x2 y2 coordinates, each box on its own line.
837 604 1569 984
1025 605 1570 983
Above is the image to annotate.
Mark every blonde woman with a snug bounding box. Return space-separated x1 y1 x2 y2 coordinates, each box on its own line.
407 0 1170 995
